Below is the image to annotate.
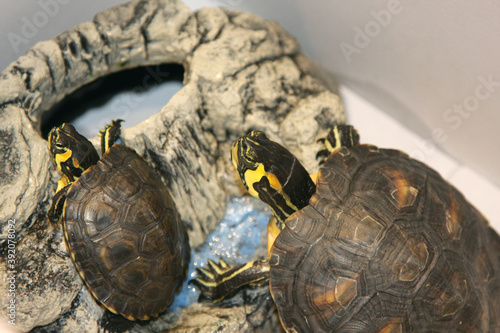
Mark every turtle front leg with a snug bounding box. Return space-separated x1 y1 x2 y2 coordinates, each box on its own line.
99 119 123 155
192 259 270 303
47 184 71 227
317 125 360 162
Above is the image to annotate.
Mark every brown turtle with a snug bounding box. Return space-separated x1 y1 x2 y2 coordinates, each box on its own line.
194 125 500 332
48 120 190 321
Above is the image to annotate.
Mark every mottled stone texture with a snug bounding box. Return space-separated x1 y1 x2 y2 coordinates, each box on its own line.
0 0 344 331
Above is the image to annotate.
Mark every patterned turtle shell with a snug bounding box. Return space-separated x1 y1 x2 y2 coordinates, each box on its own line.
269 144 500 332
62 143 190 320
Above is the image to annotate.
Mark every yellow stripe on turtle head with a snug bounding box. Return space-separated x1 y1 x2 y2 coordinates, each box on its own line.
232 130 316 228
231 140 240 171
55 149 72 170
244 162 301 228
266 172 282 191
243 163 285 197
244 163 268 198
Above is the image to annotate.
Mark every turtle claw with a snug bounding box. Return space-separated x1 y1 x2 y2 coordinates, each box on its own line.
197 259 234 280
99 119 123 154
191 259 237 302
207 258 232 274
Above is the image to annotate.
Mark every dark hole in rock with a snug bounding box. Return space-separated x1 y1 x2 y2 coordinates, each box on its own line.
41 63 184 138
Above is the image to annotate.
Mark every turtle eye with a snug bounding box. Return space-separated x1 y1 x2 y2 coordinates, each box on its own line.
54 143 65 149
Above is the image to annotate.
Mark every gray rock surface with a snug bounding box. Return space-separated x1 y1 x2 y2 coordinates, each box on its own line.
0 216 82 331
0 0 344 331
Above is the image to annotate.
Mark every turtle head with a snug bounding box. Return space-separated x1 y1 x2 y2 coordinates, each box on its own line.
231 131 316 227
48 123 99 182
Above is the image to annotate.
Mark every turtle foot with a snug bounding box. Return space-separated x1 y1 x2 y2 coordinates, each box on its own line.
191 259 270 303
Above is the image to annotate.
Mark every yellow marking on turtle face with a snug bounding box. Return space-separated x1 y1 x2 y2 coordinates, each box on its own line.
267 172 282 191
72 157 80 169
279 196 298 220
55 149 72 170
244 163 285 199
244 163 267 198
243 164 300 222
234 132 300 225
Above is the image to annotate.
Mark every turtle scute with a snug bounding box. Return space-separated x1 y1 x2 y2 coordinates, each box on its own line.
270 144 500 332
63 144 190 320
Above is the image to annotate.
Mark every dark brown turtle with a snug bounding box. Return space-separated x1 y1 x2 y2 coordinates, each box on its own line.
47 120 190 321
194 125 500 332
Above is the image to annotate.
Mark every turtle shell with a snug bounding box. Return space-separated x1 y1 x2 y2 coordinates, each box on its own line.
62 143 190 320
269 145 500 332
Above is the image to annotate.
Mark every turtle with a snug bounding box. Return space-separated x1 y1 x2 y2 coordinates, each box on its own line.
47 119 190 321
193 125 500 332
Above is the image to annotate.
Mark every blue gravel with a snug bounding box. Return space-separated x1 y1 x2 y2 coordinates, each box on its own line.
168 196 270 310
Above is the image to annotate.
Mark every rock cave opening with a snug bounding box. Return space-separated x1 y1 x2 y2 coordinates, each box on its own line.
41 63 185 139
